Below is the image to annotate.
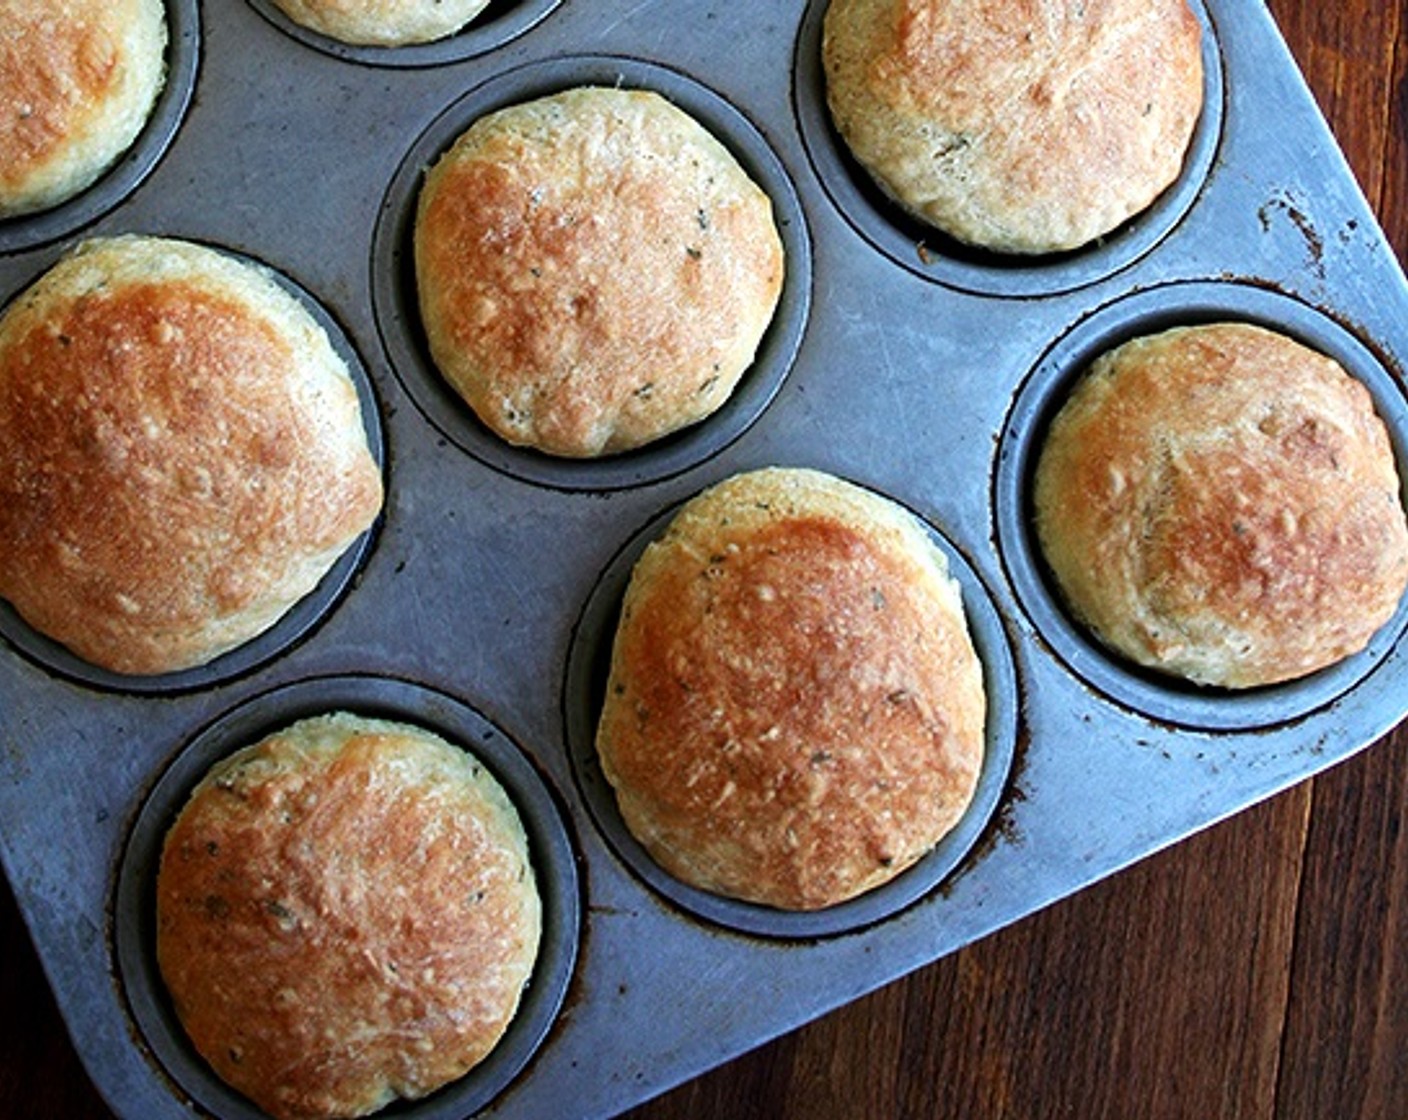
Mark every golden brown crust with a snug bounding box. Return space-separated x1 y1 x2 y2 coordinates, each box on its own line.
0 0 167 217
156 713 542 1120
268 0 492 47
822 0 1204 253
414 87 785 458
1034 323 1408 688
596 468 986 911
0 236 384 676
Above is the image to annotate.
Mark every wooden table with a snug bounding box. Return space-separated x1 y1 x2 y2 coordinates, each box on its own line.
3 3 1406 1117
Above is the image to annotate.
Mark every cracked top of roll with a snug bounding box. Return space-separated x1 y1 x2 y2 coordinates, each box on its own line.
415 86 785 458
822 0 1204 254
0 235 383 676
1033 322 1408 688
595 467 986 911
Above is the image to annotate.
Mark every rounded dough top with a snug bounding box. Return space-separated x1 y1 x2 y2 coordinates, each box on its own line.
1034 322 1408 688
157 713 542 1119
267 0 493 47
822 0 1204 253
415 86 785 458
0 0 168 217
596 467 986 911
0 235 384 676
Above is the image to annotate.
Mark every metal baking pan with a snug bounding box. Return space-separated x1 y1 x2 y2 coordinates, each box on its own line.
2 1 1406 1117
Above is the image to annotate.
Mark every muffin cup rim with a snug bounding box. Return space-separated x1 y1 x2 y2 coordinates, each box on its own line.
369 52 813 494
994 278 1408 730
562 468 1021 940
110 671 583 1120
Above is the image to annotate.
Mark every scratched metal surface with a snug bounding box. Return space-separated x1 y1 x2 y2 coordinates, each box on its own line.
2 2 1407 1118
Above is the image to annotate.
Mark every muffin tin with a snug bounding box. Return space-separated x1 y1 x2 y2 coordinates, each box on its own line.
1 2 1406 1118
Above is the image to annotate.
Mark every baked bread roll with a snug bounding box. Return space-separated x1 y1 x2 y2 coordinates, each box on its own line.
157 713 542 1120
415 86 785 458
1033 322 1408 688
822 0 1204 254
0 235 383 676
596 467 986 911
267 0 491 47
0 0 167 218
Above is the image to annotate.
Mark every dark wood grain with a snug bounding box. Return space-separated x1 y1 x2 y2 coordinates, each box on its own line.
628 780 1318 1120
0 872 112 1116
1 4 1405 1119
